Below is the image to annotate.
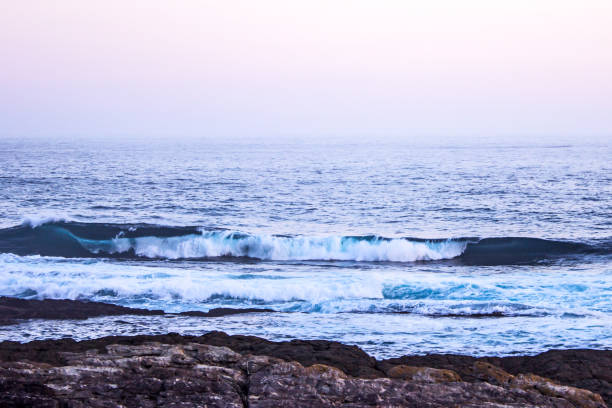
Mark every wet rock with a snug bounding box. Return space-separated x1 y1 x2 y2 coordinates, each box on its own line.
178 307 275 317
0 297 275 325
0 341 607 408
511 373 606 408
0 296 164 325
472 361 515 385
3 297 608 404
381 349 612 406
494 349 612 406
199 331 382 378
0 343 247 408
248 360 578 408
385 365 461 382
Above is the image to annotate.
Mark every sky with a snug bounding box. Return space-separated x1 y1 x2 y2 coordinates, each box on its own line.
1 0 611 141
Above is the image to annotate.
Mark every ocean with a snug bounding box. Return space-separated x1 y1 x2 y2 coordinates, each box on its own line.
0 137 610 358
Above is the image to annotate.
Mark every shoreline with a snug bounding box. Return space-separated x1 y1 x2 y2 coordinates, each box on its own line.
0 296 275 326
1 332 609 407
0 297 610 406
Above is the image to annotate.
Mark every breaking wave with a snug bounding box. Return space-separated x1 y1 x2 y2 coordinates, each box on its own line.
0 221 609 265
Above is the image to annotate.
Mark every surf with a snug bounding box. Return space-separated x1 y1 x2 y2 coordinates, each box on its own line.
0 221 608 265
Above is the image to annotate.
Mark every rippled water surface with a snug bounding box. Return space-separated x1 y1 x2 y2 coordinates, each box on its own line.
0 138 610 356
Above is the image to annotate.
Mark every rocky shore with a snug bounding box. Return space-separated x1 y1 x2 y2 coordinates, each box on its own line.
0 297 609 407
0 296 274 325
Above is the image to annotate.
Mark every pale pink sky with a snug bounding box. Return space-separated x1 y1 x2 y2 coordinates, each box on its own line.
1 0 611 140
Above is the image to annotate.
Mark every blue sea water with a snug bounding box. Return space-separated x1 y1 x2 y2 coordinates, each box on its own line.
0 137 610 358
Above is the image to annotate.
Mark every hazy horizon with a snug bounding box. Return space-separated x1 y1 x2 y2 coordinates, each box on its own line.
1 1 611 140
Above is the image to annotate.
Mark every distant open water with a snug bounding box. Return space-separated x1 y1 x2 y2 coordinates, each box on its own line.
0 138 610 358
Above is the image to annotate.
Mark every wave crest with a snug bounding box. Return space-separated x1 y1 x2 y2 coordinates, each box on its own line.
0 221 608 264
81 232 465 262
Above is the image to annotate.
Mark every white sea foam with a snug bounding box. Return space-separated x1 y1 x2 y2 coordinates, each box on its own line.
0 261 384 304
78 231 467 262
21 213 72 228
0 253 608 317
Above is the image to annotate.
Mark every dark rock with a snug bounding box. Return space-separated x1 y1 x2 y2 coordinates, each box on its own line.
199 331 382 378
381 349 612 406
0 344 246 408
177 307 275 317
248 360 585 407
0 331 610 405
0 341 605 408
0 296 275 325
492 349 612 405
0 296 609 406
385 365 462 382
0 296 164 325
426 311 506 318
